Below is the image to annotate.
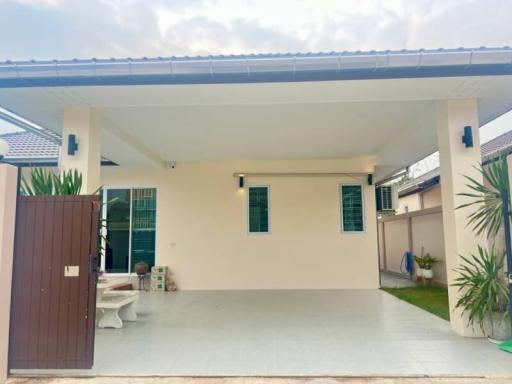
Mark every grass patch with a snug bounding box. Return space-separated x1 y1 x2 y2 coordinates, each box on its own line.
382 285 450 321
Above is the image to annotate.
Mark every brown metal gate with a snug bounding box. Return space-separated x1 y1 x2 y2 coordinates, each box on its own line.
9 196 100 369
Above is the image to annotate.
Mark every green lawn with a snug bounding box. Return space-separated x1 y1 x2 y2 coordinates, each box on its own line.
382 285 450 321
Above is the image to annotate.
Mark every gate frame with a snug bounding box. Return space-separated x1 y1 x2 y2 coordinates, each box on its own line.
7 192 99 371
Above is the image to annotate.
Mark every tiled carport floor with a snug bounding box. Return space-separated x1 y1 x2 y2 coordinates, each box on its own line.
12 290 512 377
7 378 512 384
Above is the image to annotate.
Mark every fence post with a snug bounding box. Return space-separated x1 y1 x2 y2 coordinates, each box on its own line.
381 221 387 270
407 216 413 253
0 164 18 383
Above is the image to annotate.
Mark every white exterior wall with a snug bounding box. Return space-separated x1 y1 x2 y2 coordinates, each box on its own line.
61 107 102 194
437 99 483 336
101 157 379 290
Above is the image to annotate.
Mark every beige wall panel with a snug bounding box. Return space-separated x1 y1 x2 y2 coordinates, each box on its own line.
382 219 409 274
411 212 446 285
397 193 421 214
422 186 442 209
101 158 379 290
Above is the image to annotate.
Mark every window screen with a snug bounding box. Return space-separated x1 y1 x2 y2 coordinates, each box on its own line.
103 187 156 274
248 186 269 233
341 185 364 232
131 188 157 271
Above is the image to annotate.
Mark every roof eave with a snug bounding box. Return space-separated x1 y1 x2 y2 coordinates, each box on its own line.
2 47 512 88
2 63 512 88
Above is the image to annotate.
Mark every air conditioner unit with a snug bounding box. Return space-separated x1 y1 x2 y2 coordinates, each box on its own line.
376 185 397 212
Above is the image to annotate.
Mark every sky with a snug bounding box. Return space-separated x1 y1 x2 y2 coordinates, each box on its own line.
2 0 512 60
0 0 511 173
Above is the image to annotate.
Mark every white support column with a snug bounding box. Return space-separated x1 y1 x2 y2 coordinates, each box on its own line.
61 107 102 194
437 99 483 337
0 164 18 383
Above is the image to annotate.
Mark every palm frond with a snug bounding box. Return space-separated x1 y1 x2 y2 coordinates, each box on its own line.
453 245 509 331
456 157 510 238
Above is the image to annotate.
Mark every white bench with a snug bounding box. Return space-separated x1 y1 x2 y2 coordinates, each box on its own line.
97 290 139 329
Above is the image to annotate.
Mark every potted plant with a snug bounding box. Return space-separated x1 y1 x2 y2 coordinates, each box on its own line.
413 254 425 277
422 253 441 279
453 245 510 341
457 157 511 341
134 261 149 275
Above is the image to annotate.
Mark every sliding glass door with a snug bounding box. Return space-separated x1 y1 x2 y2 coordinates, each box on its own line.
102 188 157 274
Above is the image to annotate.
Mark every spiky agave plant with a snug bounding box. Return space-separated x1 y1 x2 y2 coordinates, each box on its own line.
53 169 82 195
21 168 83 196
457 157 510 238
453 245 509 330
21 167 54 196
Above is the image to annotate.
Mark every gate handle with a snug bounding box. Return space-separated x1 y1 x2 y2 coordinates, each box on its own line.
88 254 99 274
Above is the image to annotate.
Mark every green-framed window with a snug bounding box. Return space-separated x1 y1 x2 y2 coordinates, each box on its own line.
248 186 270 233
340 184 364 233
102 187 157 273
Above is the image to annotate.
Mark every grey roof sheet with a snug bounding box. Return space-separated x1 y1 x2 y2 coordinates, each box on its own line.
481 129 512 158
1 46 512 87
0 131 59 160
3 46 511 65
399 167 441 192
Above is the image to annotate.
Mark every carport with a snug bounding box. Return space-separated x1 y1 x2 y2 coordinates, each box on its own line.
2 47 512 379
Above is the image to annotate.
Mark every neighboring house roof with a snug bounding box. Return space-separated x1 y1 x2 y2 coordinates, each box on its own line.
1 47 512 87
1 131 59 165
398 168 441 197
481 129 512 161
0 131 115 166
398 129 512 197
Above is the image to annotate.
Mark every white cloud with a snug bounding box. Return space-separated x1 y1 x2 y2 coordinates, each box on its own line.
10 0 64 7
1 0 511 60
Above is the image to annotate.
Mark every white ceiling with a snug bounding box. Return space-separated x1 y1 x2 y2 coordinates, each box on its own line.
0 75 511 174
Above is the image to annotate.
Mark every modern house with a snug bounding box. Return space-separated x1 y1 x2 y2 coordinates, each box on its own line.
2 47 512 378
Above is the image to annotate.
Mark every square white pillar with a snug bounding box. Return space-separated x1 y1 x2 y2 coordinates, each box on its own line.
0 164 18 383
61 107 102 194
437 99 483 337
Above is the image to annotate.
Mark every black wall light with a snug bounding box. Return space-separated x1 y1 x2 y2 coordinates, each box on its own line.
239 175 244 188
67 134 79 155
462 125 473 148
367 174 373 186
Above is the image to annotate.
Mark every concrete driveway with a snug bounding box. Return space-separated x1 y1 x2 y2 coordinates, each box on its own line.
6 376 512 384
10 290 512 377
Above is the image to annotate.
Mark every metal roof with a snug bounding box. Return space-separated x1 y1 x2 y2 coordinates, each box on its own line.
1 47 512 87
398 129 512 195
481 129 512 161
398 168 441 196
